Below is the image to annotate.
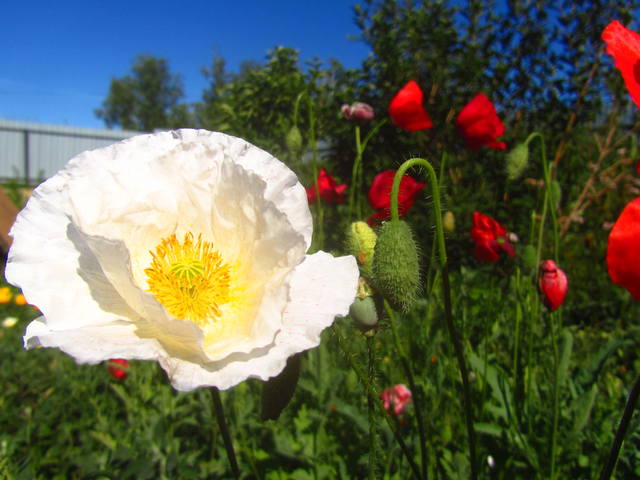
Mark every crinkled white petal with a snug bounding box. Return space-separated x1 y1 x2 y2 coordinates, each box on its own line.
24 316 162 363
158 252 359 391
7 129 358 392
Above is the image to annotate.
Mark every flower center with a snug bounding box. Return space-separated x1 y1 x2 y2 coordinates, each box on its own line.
145 233 232 326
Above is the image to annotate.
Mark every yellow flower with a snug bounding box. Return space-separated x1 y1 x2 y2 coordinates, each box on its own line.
7 130 359 391
14 293 27 306
0 287 11 304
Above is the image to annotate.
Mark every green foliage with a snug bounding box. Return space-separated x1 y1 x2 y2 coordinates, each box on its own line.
95 55 190 131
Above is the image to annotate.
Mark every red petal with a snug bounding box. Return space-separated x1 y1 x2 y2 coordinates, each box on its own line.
603 21 640 109
470 212 515 263
456 93 506 151
389 80 433 131
368 170 425 211
607 197 640 299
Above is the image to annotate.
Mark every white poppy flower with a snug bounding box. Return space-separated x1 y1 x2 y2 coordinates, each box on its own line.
6 130 359 391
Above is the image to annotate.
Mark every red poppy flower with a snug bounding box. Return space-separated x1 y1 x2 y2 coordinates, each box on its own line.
607 197 640 299
306 168 348 204
538 260 568 311
380 384 412 415
456 93 506 151
470 211 516 263
367 170 425 224
107 358 129 380
389 80 433 131
602 21 640 109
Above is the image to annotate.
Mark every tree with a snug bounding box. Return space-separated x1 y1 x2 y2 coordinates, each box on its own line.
95 55 191 131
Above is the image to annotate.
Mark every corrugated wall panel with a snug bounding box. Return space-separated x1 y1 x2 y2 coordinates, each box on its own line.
0 119 141 184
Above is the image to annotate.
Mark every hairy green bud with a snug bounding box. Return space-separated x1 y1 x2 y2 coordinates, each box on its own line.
346 221 377 277
285 125 303 154
350 296 379 330
372 220 421 312
506 143 529 181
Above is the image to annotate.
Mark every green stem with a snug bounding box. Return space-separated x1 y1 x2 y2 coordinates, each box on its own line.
386 301 429 479
211 388 240 479
390 158 477 480
367 335 379 480
347 119 387 222
549 312 560 480
308 96 324 251
348 126 363 222
599 375 640 480
333 324 422 480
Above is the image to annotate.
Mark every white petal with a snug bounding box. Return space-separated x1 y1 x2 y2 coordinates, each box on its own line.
157 252 359 391
6 177 133 329
24 316 161 363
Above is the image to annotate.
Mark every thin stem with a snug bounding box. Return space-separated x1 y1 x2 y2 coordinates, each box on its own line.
599 375 640 480
390 158 477 480
386 301 429 479
348 126 363 221
333 324 423 480
549 312 560 480
347 119 387 222
210 388 241 479
367 335 379 480
308 96 324 251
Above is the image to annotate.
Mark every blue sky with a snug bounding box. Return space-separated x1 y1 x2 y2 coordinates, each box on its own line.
1 1 370 129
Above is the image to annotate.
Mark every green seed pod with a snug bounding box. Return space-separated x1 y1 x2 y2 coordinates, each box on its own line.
372 220 421 312
346 221 377 278
349 296 379 330
505 143 529 181
285 125 303 155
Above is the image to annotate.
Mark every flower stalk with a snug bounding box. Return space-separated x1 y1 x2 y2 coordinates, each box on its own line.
348 119 387 221
599 375 640 480
211 388 241 479
333 324 422 480
386 301 429 478
390 158 478 480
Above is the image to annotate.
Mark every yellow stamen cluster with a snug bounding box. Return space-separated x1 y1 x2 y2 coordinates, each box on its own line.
145 233 232 326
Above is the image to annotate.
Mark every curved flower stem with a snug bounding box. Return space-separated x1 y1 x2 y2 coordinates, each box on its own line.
210 388 240 479
333 324 422 480
599 375 640 480
347 119 388 222
385 301 429 479
390 158 478 480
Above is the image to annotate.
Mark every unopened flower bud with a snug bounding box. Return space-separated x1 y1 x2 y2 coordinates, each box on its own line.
350 296 379 330
341 102 375 122
347 221 377 278
285 125 303 154
373 220 421 312
538 260 568 311
443 211 455 232
505 143 529 181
